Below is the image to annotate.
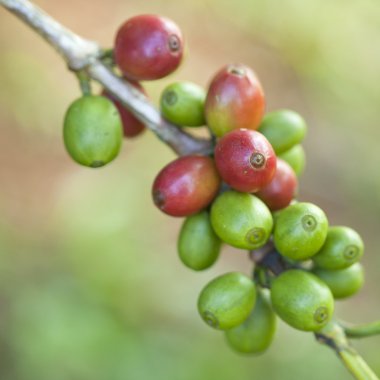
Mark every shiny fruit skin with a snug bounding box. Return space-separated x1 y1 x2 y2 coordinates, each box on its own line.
198 272 256 330
258 110 307 154
63 95 122 168
271 269 334 331
210 191 273 250
214 129 277 193
160 81 206 127
274 202 328 260
205 64 265 137
114 15 184 80
313 227 364 270
102 81 146 138
256 159 298 211
313 263 364 299
152 155 220 217
278 144 306 177
225 291 277 354
177 211 221 271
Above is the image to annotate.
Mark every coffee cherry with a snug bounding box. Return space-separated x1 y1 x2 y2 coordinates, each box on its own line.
258 110 307 154
313 227 364 270
313 263 364 299
63 95 122 168
256 159 297 211
198 272 256 330
214 129 276 193
274 202 328 260
278 144 305 177
271 269 334 331
210 191 273 250
205 64 265 137
177 211 221 271
114 15 184 80
152 155 220 217
225 291 277 354
102 81 146 138
160 81 206 127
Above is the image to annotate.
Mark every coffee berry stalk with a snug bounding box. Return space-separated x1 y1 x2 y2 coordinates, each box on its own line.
1 1 379 379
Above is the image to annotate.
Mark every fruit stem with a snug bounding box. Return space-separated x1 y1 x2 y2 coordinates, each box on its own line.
76 71 92 96
340 320 380 339
100 48 115 69
101 48 114 60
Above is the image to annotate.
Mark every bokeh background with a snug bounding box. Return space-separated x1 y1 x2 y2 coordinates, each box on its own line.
0 0 379 379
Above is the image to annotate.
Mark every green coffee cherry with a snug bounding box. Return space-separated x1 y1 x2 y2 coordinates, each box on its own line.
160 81 206 126
258 110 307 154
313 263 364 299
225 291 277 354
177 211 221 271
274 202 328 260
278 145 306 177
198 272 256 330
210 191 273 250
271 269 334 331
63 95 123 167
313 226 364 270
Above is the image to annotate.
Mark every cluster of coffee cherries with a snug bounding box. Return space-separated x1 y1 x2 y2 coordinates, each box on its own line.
62 15 365 355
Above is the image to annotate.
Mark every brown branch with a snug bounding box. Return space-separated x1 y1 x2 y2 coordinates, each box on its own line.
0 0 212 156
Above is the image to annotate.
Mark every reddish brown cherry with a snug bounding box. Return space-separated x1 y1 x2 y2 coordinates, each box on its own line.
102 81 146 138
214 129 276 193
205 64 265 137
256 158 298 211
152 156 221 217
114 15 184 81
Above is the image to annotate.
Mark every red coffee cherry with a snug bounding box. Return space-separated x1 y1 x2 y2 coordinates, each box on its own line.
205 64 265 137
114 15 184 81
102 81 146 138
256 159 297 211
152 156 221 217
214 129 276 193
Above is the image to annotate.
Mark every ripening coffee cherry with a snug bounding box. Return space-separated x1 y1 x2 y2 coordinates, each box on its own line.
102 81 146 138
225 291 277 354
271 269 334 331
160 81 206 127
177 211 221 271
63 95 122 168
258 110 307 154
210 191 273 250
278 144 306 177
198 272 256 330
313 227 364 270
152 155 220 217
114 15 184 80
313 263 364 299
256 159 298 211
205 64 265 137
214 129 276 193
274 202 329 260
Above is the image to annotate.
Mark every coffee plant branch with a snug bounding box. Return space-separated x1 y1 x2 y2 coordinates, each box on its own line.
1 1 378 379
0 0 212 156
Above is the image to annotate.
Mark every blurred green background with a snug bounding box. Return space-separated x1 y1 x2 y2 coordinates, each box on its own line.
0 0 379 379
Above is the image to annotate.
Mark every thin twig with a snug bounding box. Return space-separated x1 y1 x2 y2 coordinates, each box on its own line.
341 320 380 339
